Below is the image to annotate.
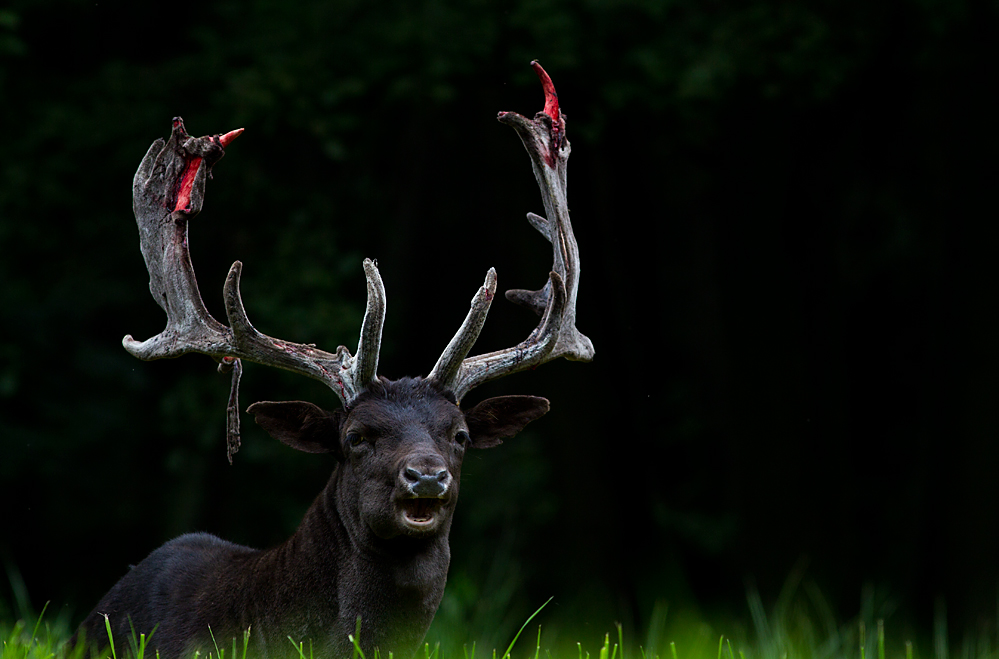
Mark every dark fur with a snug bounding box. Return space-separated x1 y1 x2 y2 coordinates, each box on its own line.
75 378 549 658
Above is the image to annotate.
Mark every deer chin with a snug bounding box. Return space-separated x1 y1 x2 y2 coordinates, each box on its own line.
398 497 447 534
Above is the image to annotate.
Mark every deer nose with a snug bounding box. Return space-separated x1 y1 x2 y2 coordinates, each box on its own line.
403 466 451 497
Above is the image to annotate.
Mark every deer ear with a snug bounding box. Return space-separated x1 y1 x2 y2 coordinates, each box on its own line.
247 401 344 457
462 395 550 449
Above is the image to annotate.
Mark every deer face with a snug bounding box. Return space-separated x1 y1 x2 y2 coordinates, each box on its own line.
341 383 466 539
247 379 549 542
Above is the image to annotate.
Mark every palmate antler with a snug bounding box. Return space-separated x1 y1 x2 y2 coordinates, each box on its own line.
427 60 594 402
124 62 592 460
124 119 386 461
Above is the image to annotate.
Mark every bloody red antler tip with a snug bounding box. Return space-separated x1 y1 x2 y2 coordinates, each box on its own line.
530 60 559 123
219 128 244 148
172 128 243 214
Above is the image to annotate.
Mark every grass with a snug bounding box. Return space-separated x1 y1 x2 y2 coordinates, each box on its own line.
2 585 996 659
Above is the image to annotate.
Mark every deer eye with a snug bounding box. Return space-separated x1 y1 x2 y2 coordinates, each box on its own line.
454 430 470 446
346 433 365 447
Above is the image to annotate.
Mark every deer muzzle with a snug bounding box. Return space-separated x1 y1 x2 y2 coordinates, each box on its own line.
396 463 452 533
403 466 451 498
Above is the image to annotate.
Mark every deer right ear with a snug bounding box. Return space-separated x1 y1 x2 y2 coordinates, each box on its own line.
247 401 344 457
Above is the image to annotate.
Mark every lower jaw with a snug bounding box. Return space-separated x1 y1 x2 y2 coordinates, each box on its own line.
401 515 439 533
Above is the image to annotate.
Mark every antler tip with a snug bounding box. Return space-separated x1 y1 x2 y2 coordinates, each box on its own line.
122 334 149 359
480 268 497 302
362 257 382 279
530 61 559 122
219 128 244 148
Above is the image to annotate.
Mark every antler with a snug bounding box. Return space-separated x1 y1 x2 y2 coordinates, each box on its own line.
123 118 386 460
428 61 594 403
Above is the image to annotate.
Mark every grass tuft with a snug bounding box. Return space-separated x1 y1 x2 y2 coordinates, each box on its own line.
5 586 999 659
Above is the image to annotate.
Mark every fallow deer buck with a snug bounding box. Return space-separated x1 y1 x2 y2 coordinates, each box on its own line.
76 62 593 659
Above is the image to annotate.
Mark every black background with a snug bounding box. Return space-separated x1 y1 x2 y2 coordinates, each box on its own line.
1 0 997 649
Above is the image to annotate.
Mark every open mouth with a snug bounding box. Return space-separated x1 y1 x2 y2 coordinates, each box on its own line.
400 498 445 528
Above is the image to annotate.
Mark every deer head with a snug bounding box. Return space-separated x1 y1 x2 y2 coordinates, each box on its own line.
243 380 553 542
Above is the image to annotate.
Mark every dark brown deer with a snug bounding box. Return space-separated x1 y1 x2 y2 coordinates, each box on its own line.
75 62 593 659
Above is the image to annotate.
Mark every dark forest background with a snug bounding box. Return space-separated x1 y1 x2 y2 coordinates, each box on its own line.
1 0 998 647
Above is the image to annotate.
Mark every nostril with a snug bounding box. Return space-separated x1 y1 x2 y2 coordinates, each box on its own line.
404 467 421 483
435 469 448 482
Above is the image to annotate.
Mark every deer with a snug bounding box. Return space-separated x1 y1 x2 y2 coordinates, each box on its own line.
74 62 593 659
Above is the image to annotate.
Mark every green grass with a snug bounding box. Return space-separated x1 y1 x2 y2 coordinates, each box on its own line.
2 586 996 659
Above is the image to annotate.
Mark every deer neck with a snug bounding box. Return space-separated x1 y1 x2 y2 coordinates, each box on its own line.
269 468 451 655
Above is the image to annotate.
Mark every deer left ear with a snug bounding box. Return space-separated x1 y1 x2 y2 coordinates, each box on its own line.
462 395 550 449
247 401 345 457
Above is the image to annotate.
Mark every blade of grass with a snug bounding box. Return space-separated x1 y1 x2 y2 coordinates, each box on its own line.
288 636 307 659
104 614 116 659
27 601 49 650
209 625 222 659
501 597 553 659
128 618 141 659
349 632 368 659
354 617 364 659
934 599 948 659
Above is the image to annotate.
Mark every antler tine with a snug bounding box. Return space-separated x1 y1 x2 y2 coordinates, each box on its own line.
221 258 385 403
124 118 384 457
429 62 594 403
353 258 387 389
427 268 498 386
